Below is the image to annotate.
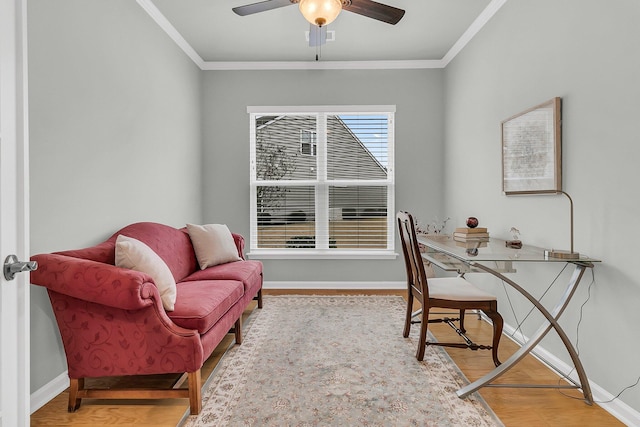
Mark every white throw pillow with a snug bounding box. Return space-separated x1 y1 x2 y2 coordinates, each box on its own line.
186 223 242 269
115 235 177 311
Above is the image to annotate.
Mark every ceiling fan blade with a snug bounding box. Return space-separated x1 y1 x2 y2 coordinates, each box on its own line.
232 0 294 16
343 0 405 25
308 24 327 47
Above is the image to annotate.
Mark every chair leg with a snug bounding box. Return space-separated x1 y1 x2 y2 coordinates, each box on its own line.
459 309 466 334
403 292 414 338
486 310 504 367
188 370 202 415
416 307 430 361
67 378 83 412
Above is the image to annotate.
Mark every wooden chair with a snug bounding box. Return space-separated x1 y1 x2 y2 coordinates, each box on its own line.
397 211 503 366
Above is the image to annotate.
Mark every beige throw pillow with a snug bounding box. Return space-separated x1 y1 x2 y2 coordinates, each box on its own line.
186 223 242 270
115 234 177 311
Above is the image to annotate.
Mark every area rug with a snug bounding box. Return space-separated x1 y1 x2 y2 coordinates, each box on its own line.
183 295 503 427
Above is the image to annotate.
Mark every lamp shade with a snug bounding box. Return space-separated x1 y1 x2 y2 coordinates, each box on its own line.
299 0 342 27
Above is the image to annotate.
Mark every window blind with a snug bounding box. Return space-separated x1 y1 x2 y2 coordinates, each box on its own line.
250 107 394 254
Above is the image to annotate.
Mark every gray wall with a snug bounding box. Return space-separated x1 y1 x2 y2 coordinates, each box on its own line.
201 69 445 283
444 0 640 413
28 0 202 391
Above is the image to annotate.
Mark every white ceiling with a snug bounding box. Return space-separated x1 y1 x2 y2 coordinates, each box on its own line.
143 0 503 68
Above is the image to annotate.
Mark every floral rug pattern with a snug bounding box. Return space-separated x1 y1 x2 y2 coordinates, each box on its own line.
183 295 503 427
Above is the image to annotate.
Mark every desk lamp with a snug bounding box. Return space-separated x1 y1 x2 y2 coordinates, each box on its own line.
544 191 580 259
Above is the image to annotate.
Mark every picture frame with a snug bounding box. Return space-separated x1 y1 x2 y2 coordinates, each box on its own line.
501 97 562 195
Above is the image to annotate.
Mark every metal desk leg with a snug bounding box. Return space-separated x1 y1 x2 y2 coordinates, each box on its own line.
456 262 593 404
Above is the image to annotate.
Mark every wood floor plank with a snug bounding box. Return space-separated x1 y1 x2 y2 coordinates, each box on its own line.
30 290 624 426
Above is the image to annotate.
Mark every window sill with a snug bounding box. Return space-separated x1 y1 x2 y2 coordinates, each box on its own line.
247 250 399 260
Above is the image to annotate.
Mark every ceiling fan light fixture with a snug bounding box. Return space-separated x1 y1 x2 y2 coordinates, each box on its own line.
299 0 342 27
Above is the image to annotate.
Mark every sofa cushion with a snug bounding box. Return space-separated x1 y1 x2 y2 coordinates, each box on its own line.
168 280 244 334
108 222 198 282
186 223 242 269
182 260 262 293
115 235 177 311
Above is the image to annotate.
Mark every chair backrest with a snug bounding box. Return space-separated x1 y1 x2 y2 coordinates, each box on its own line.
397 211 429 298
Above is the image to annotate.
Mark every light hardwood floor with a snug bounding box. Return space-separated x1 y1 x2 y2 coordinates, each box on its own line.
31 289 624 426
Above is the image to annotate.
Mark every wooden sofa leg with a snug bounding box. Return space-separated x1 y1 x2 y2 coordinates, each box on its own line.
234 318 242 344
68 378 83 412
188 370 202 415
254 289 263 309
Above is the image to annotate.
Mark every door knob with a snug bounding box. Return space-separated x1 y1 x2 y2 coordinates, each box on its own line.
3 254 38 281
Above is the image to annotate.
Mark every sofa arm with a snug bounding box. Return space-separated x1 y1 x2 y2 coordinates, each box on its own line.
30 254 157 311
232 233 246 260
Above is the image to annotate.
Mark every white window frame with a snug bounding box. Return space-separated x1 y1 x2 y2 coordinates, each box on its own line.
247 105 396 260
300 129 317 156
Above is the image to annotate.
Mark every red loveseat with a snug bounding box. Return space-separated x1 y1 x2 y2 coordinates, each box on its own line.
30 222 263 415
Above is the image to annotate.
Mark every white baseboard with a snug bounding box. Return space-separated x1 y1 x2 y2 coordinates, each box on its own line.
263 280 405 290
31 370 69 414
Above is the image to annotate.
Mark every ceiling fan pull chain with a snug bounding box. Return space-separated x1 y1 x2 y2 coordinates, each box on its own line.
316 25 321 61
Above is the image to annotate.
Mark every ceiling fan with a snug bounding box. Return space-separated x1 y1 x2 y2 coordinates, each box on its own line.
232 0 405 27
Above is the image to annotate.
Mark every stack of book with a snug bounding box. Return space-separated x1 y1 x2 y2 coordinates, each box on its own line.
453 227 490 244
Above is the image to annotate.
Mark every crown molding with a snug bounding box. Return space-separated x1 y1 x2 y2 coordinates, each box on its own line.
441 0 508 67
136 0 205 69
201 59 444 71
138 0 507 71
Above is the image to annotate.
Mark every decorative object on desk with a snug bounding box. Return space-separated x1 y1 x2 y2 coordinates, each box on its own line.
466 216 479 228
426 216 450 235
502 97 562 195
510 227 520 240
506 227 522 249
413 216 450 235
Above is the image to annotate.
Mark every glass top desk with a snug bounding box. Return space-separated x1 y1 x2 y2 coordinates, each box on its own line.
417 234 600 404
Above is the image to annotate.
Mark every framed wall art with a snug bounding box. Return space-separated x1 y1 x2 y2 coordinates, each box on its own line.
501 97 562 195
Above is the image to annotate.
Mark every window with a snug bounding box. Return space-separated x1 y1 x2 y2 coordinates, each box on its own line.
300 130 317 156
249 106 395 258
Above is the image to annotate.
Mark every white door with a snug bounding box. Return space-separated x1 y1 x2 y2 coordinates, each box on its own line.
0 0 31 425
